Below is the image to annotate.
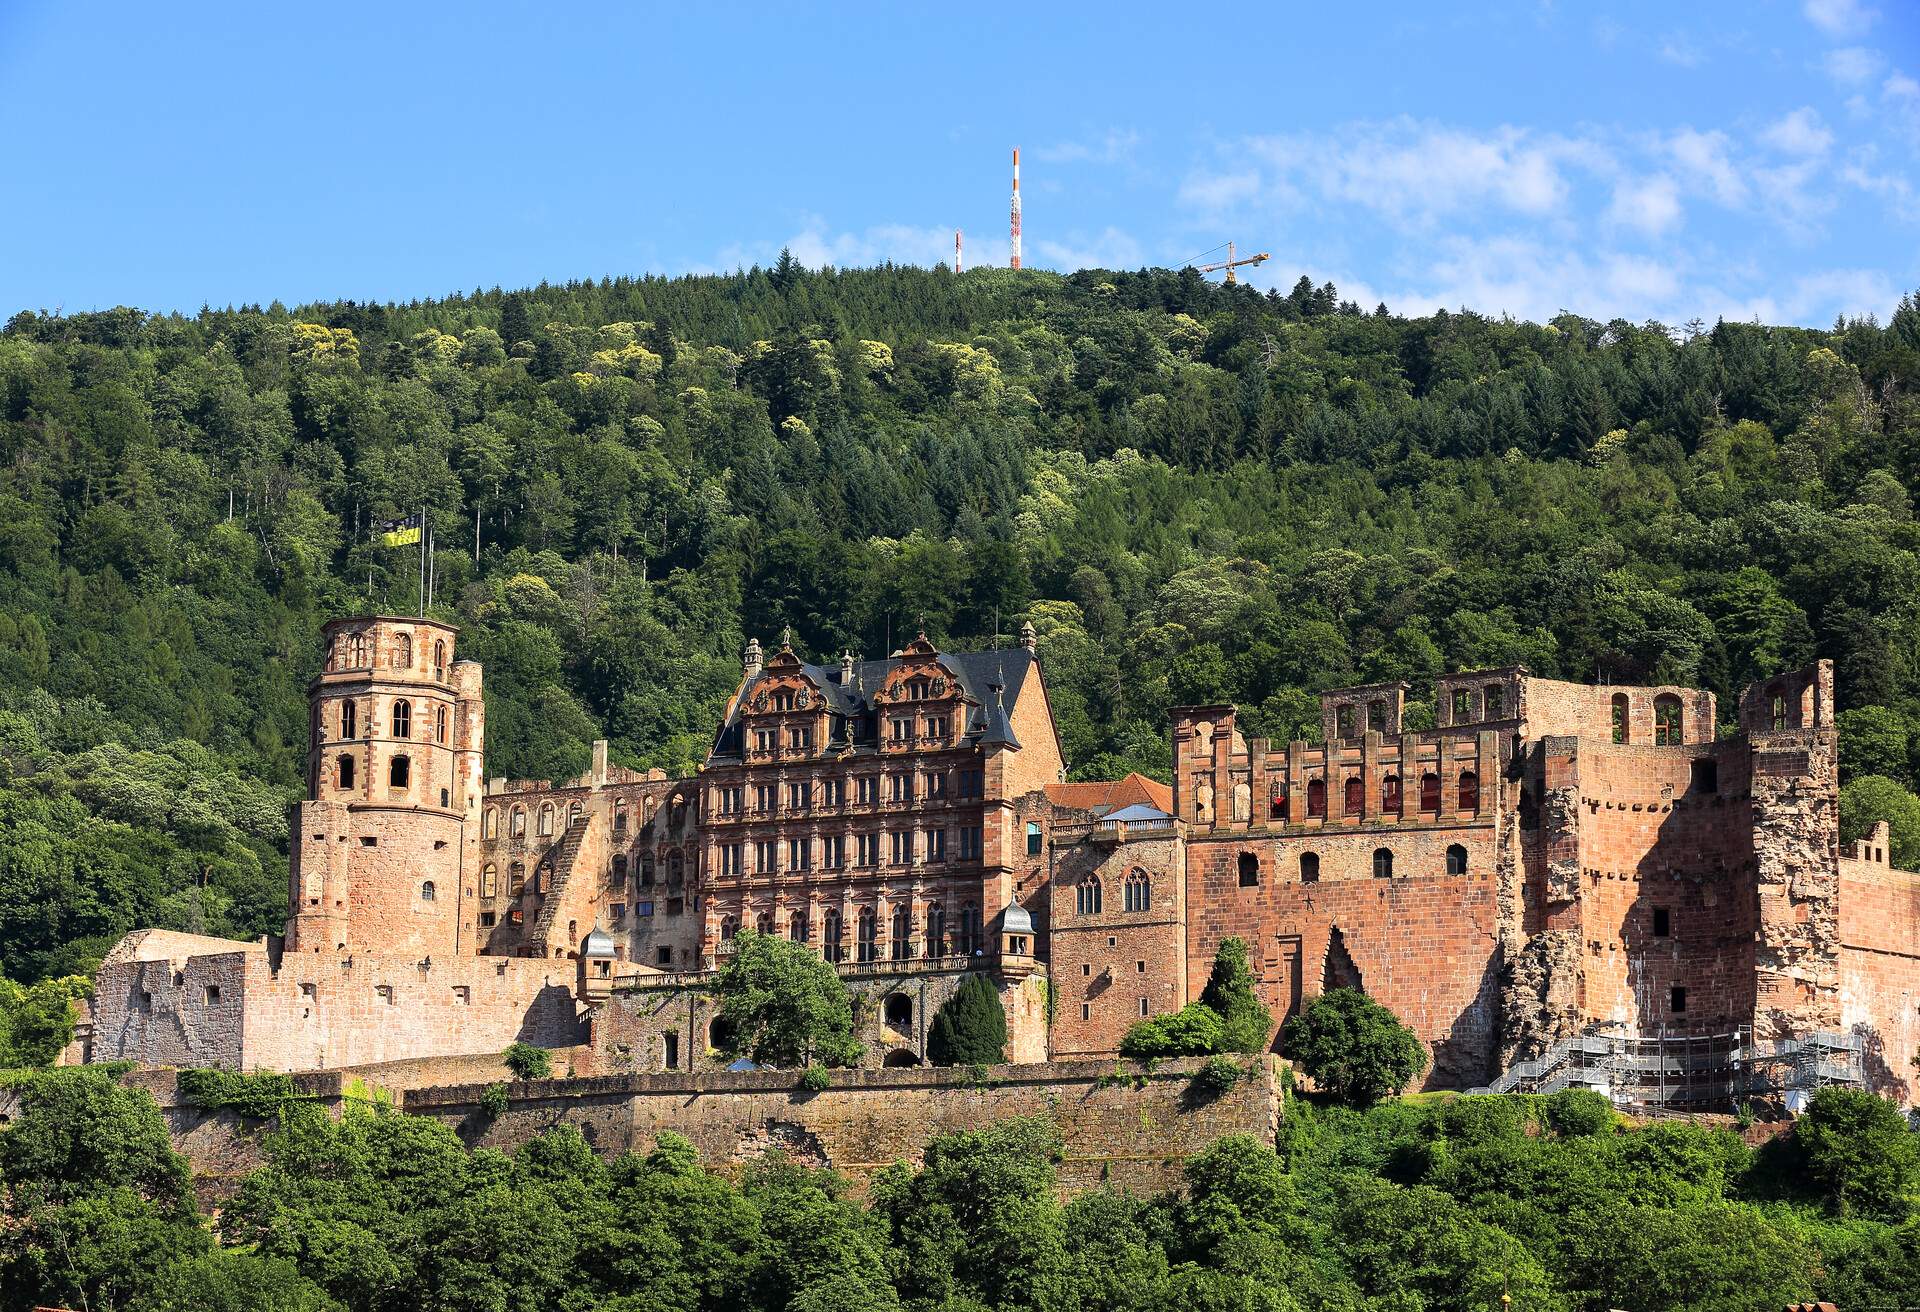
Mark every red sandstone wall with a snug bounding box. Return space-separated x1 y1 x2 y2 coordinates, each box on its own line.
1839 856 1920 1099
1049 828 1187 1058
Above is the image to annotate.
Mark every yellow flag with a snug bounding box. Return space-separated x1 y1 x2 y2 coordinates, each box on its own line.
381 525 422 548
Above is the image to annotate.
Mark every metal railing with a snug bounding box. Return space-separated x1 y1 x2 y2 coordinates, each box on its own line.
1473 1026 1865 1109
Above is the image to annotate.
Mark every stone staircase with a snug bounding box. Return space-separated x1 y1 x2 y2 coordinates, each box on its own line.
529 814 592 954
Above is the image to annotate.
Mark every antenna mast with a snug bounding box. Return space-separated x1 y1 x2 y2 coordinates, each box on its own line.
1010 147 1022 269
955 228 963 274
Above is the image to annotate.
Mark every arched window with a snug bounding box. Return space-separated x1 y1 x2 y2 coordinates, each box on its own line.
394 632 412 668
337 753 355 790
1611 693 1629 744
890 906 911 960
1458 771 1479 813
421 880 436 901
925 903 945 956
958 905 981 955
1769 688 1789 731
1653 694 1683 746
510 807 525 837
481 864 498 899
1238 852 1259 888
1372 848 1394 879
1343 776 1364 814
436 706 448 744
1446 844 1468 875
389 755 410 790
1124 868 1151 912
756 911 774 936
568 801 582 828
1306 778 1326 817
720 914 739 943
509 862 526 895
823 909 844 962
392 700 411 739
1300 851 1320 883
340 700 357 740
433 640 446 680
350 633 368 667
1381 774 1402 814
1076 876 1103 915
884 993 913 1027
483 808 497 839
612 854 628 884
858 907 878 962
614 799 628 833
1420 772 1440 811
538 804 554 837
789 910 809 943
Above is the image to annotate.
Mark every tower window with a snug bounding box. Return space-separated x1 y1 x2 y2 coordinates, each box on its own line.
389 756 410 790
1669 986 1687 1014
433 640 446 680
340 700 357 740
337 753 355 790
1027 822 1043 856
1446 843 1467 875
421 880 435 901
1691 759 1718 793
1238 852 1259 887
1654 694 1683 746
1611 693 1629 744
436 706 448 743
1653 907 1671 937
1372 848 1394 879
1457 771 1479 813
392 700 411 739
1300 851 1319 883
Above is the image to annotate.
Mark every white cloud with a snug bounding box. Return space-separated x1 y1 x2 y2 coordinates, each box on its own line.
1178 170 1262 215
1032 130 1140 166
1657 34 1703 68
1033 227 1145 271
1760 107 1835 156
1667 129 1749 206
1607 174 1684 236
1841 155 1920 221
1243 120 1586 227
713 218 994 273
1803 0 1877 37
1357 235 1683 323
1821 45 1883 85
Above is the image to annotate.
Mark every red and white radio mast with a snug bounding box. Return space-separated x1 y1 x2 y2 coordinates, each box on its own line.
1010 147 1022 269
955 229 963 274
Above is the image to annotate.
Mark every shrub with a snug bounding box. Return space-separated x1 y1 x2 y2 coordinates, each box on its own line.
176 1068 302 1119
1544 1087 1616 1137
503 1042 552 1081
1795 1085 1918 1219
1199 937 1274 1054
1437 1094 1530 1143
1192 1056 1244 1098
1279 987 1426 1107
927 973 1007 1066
478 1083 510 1119
799 1065 832 1092
1120 1002 1226 1059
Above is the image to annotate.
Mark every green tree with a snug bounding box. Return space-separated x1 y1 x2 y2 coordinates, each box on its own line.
711 930 861 1068
1837 706 1914 785
1794 1086 1918 1220
926 972 1007 1066
1280 987 1426 1106
1199 936 1274 1055
1840 774 1920 867
502 1042 552 1080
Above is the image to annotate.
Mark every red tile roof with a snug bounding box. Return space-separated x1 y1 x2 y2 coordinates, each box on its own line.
1045 772 1173 815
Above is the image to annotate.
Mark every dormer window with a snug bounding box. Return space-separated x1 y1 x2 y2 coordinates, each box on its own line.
771 689 797 712
907 678 932 700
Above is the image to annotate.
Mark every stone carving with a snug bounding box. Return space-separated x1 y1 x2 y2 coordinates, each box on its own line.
1231 777 1251 823
1195 777 1215 824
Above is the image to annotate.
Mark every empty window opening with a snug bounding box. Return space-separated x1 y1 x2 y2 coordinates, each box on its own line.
1452 688 1471 721
1323 927 1364 993
884 993 913 1027
664 1033 679 1069
883 1049 921 1068
1306 778 1326 817
203 985 221 1005
1485 685 1504 718
1137 960 1146 973
1457 770 1479 813
1367 700 1386 732
1082 963 1091 976
1238 852 1260 888
709 1017 735 1050
389 756 410 790
1653 907 1671 938
1612 693 1630 744
1139 997 1150 1017
138 990 153 1013
1081 1003 1090 1021
452 985 470 1004
337 754 355 790
656 946 673 967
1419 772 1440 812
1690 759 1718 793
1337 703 1356 739
1381 774 1402 814
1653 694 1684 746
1669 986 1687 1014
1300 851 1320 883
1343 776 1364 814
1446 844 1468 876
300 982 316 1000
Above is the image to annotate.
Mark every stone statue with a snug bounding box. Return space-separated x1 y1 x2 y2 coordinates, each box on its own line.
1232 778 1252 823
1196 777 1216 824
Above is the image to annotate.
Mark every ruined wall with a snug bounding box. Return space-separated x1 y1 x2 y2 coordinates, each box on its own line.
586 963 1048 1075
92 944 584 1073
1838 831 1920 1100
1518 676 1717 745
405 1056 1279 1196
1186 831 1502 1087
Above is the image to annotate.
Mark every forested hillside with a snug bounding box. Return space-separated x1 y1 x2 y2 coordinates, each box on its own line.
6 259 1920 983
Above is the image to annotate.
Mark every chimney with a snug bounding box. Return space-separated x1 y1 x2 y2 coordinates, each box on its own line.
743 636 763 679
1020 619 1037 653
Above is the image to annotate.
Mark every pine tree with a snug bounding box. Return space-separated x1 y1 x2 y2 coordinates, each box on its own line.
927 973 1007 1066
1199 936 1274 1055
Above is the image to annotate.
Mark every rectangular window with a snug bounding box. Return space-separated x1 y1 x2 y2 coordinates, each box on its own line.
300 982 317 999
638 900 655 917
1669 986 1687 1014
718 786 742 816
926 828 947 863
666 897 684 916
823 778 845 808
720 843 743 876
204 985 221 1005
787 781 810 812
789 725 812 750
1690 759 1718 793
890 831 911 865
452 986 470 1005
787 838 811 871
889 773 911 802
1082 964 1091 976
755 784 777 814
755 728 777 752
1485 686 1504 718
822 834 845 869
1652 907 1671 938
664 1032 679 1068
857 775 879 805
1139 997 1149 1017
1026 822 1044 856
612 903 627 923
925 770 948 799
1367 700 1385 732
957 769 984 798
1081 1003 1090 1021
479 911 496 927
891 717 913 743
657 946 674 967
1452 688 1471 720
755 840 778 874
959 825 982 860
926 715 950 740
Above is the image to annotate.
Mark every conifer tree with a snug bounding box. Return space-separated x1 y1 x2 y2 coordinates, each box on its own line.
927 972 1007 1066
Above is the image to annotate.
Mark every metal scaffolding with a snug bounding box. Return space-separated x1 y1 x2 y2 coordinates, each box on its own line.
1471 1027 1865 1110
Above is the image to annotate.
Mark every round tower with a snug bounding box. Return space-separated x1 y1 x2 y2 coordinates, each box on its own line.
287 616 482 959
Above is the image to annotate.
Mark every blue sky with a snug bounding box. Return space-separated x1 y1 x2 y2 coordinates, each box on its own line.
2 0 1916 326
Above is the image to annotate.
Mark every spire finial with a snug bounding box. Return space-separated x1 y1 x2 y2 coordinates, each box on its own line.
1019 619 1036 652
743 635 763 677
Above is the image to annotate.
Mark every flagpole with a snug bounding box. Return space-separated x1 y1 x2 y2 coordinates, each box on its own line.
418 504 427 618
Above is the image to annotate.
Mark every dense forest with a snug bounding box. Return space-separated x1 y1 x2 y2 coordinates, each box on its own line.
3 1065 1919 1312
7 259 1920 984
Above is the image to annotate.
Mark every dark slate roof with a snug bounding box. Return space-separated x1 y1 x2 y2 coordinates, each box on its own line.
712 646 1039 758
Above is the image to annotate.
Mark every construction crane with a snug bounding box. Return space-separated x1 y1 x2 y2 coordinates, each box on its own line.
1194 241 1269 285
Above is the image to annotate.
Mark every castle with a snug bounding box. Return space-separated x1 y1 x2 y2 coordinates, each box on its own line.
87 615 1920 1103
